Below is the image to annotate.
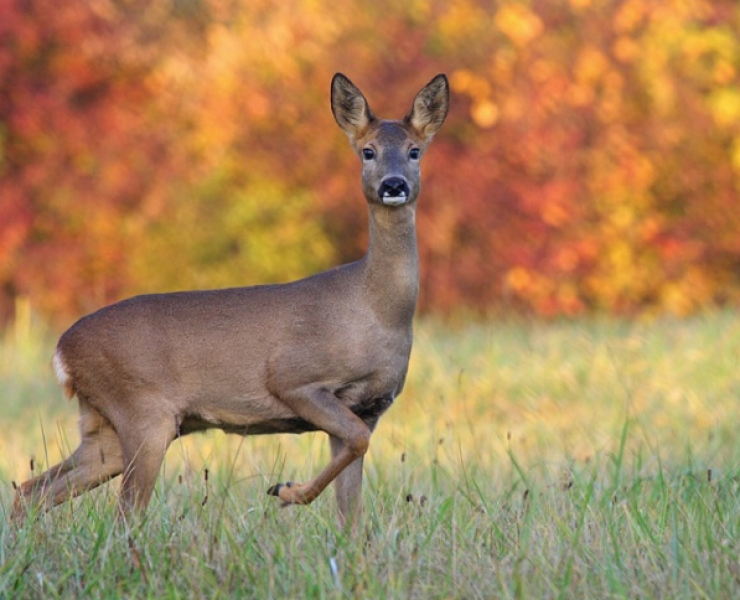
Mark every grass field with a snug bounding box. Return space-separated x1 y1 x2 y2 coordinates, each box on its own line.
2 312 740 598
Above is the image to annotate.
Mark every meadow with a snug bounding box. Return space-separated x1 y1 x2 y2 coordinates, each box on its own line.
1 311 740 598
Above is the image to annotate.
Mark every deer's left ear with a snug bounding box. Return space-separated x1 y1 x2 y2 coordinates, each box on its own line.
332 73 376 140
405 74 449 142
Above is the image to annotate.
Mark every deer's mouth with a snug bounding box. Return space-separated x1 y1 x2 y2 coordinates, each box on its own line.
382 191 408 206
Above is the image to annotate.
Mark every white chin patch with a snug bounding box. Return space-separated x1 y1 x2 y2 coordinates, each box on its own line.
382 194 407 206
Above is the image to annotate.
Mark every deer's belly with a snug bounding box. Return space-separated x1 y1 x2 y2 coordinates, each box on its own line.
179 394 394 437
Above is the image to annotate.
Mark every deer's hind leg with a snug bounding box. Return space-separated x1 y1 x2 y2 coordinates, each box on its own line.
116 402 179 516
12 398 124 520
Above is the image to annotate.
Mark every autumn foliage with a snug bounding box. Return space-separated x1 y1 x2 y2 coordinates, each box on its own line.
1 0 739 323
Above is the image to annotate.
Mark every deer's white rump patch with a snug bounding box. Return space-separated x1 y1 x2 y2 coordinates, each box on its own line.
52 349 71 394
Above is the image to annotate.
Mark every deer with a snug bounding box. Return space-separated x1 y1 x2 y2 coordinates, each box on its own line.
11 72 449 528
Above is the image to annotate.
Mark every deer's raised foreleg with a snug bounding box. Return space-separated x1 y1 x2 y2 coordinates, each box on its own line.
267 388 370 511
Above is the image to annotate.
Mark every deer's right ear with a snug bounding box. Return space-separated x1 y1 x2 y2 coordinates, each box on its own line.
406 74 450 142
331 73 375 139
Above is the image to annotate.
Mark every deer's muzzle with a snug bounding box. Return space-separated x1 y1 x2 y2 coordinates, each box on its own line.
379 177 410 206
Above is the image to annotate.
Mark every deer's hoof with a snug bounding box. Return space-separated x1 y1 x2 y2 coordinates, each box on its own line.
267 481 313 506
267 481 292 497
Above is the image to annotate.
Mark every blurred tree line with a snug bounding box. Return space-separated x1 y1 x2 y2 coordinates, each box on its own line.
1 0 739 324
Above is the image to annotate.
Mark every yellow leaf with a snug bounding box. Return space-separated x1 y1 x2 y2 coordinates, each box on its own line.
494 4 543 47
471 101 499 128
709 88 740 127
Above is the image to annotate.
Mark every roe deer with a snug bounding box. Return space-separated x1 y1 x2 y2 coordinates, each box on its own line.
12 73 449 526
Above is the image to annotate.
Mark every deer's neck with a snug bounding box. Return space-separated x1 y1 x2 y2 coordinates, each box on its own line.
362 203 419 327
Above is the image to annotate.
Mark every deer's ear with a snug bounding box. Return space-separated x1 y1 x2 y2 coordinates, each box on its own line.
405 74 449 142
331 73 375 139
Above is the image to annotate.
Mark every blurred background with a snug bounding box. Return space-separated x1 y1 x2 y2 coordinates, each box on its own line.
1 0 739 326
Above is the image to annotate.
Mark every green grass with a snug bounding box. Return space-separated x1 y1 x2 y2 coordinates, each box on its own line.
2 312 740 598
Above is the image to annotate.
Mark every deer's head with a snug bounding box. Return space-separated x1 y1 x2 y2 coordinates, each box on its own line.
331 73 449 208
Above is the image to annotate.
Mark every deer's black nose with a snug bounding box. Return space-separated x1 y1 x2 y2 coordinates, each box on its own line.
379 177 410 199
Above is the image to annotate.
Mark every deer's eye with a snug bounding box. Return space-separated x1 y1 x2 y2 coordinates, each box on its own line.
362 148 375 160
409 148 421 160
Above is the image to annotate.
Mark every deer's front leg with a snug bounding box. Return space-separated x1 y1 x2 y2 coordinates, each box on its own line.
329 434 364 529
267 387 370 508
